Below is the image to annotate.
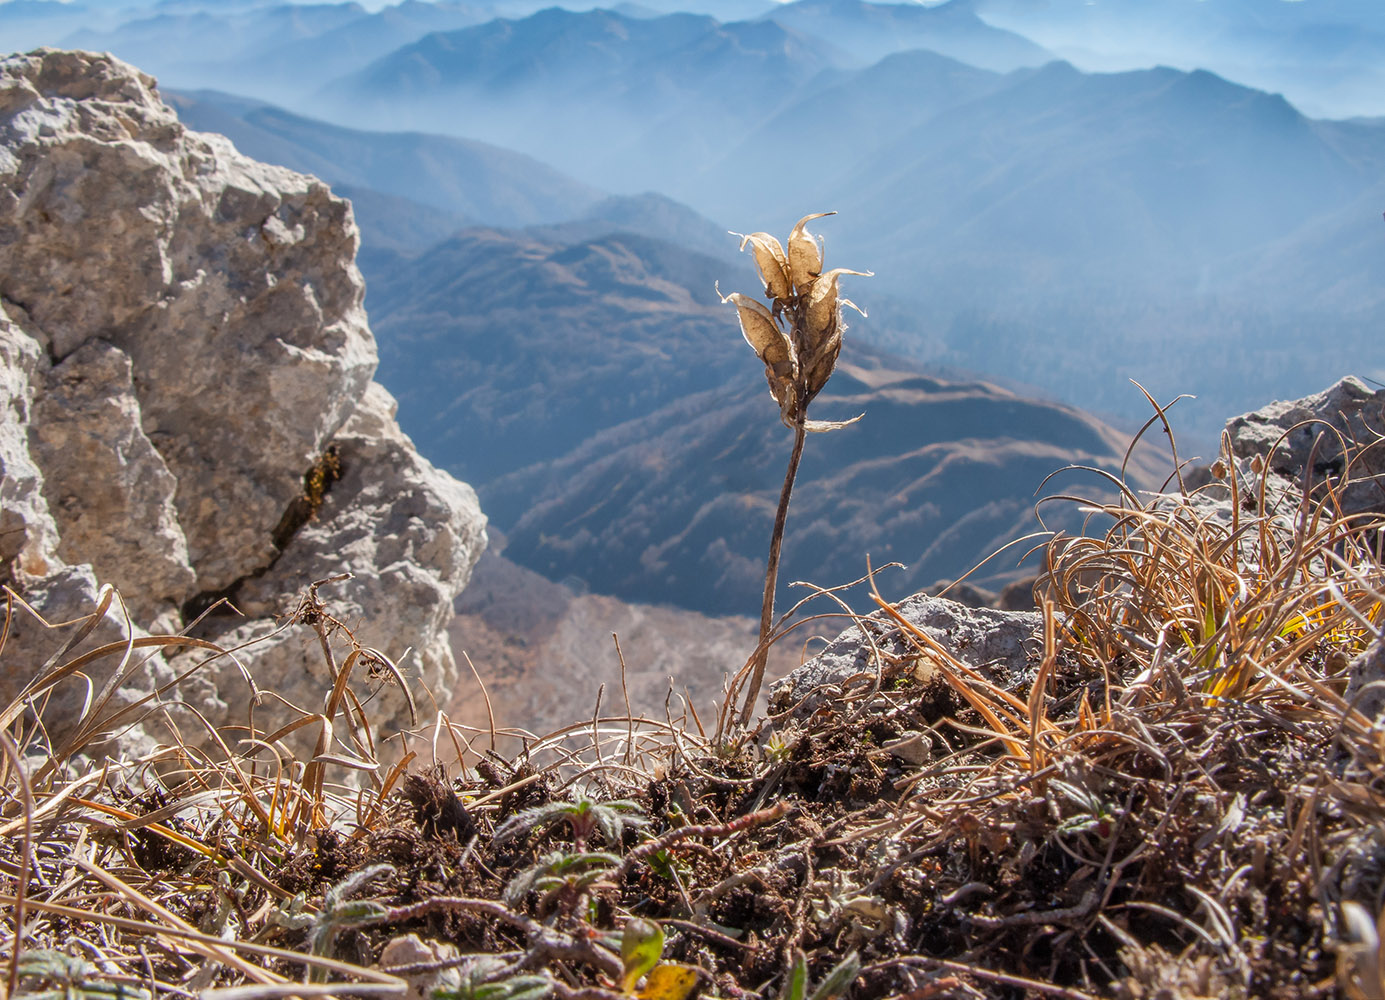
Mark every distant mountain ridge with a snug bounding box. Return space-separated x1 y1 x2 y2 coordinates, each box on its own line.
361 219 1163 615
761 0 1049 71
166 90 602 230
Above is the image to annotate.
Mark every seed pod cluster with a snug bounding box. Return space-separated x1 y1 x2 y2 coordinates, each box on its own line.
722 212 869 431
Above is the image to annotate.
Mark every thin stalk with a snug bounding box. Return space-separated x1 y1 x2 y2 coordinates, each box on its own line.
740 412 808 725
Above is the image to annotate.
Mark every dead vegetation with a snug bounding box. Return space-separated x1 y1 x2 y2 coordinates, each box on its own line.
1 392 1382 1000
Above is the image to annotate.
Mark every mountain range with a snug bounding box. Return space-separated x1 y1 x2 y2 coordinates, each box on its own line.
6 0 1382 617
974 0 1385 118
361 218 1164 615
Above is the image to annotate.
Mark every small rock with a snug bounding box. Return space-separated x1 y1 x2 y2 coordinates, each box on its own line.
769 593 1041 721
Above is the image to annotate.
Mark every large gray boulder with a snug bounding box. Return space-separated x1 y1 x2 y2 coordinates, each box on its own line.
0 50 486 752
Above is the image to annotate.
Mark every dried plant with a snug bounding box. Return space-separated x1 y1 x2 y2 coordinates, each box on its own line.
718 212 869 732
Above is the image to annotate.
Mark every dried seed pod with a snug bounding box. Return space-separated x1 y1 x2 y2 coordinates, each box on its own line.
731 231 793 302
801 314 841 403
787 212 835 294
803 267 871 355
719 288 795 373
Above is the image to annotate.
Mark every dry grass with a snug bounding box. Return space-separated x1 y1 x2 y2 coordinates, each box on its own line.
1 406 1382 1000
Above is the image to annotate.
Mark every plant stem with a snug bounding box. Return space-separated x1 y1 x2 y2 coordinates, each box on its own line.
739 412 808 725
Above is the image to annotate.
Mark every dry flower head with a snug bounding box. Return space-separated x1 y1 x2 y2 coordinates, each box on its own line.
721 212 869 430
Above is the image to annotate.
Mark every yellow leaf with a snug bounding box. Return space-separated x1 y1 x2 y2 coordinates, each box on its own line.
636 963 701 1000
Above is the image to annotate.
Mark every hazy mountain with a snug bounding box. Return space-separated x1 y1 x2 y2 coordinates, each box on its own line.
484 351 1160 615
332 184 471 256
975 0 1385 118
2 2 119 53
308 11 1382 434
61 4 369 88
522 192 737 262
166 91 602 230
49 2 507 98
612 0 772 22
691 57 1385 429
762 0 1050 71
317 7 846 191
364 226 742 490
362 221 1161 615
236 1 494 95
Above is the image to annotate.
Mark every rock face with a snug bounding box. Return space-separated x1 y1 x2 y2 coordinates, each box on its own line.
0 50 486 751
769 593 1042 722
1224 376 1385 519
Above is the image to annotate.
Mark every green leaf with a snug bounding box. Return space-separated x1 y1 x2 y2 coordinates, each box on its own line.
780 951 808 1000
620 918 666 993
807 952 860 1000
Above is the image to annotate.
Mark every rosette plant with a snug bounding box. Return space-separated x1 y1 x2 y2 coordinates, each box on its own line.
718 212 869 729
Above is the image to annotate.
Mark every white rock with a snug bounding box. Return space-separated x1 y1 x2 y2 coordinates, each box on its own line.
0 50 486 758
31 339 195 618
770 593 1041 721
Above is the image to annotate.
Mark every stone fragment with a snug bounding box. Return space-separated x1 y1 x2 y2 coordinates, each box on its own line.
196 383 485 741
378 934 462 1000
769 593 1041 721
1224 376 1385 518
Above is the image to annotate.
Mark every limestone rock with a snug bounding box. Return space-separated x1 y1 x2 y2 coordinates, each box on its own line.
31 339 194 620
1 48 375 595
0 308 58 583
200 384 485 739
1224 376 1385 518
0 50 486 754
769 593 1041 721
1347 637 1385 723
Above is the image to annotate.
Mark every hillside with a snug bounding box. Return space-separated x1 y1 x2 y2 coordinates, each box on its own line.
316 7 846 191
362 222 1162 615
485 353 1162 615
166 90 602 230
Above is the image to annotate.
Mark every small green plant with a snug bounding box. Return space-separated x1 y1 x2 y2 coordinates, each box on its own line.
503 849 621 918
494 795 648 853
718 213 869 732
779 949 861 1000
433 957 553 1000
277 864 394 981
11 950 151 1000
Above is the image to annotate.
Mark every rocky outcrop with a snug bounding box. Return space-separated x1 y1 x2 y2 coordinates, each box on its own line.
0 50 486 751
1224 376 1385 518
